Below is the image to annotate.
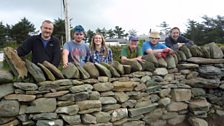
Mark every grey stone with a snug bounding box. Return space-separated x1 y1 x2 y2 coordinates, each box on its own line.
94 112 111 123
201 45 211 58
112 61 124 75
44 90 69 98
36 119 63 126
75 63 90 79
83 62 99 78
157 58 167 67
159 97 171 106
111 108 128 122
167 115 185 126
100 97 117 104
188 117 208 126
0 70 13 84
189 99 211 112
142 53 158 67
113 81 135 91
89 91 100 100
60 114 81 125
4 94 36 102
74 92 89 101
209 42 224 59
3 47 27 79
0 119 19 126
77 100 101 114
185 77 220 88
180 45 192 58
69 84 93 93
102 104 121 111
81 114 96 124
198 65 222 79
167 102 188 112
0 83 14 99
38 63 55 81
25 60 46 82
171 89 191 101
98 76 109 82
101 62 120 77
13 82 38 91
43 61 64 79
123 65 132 74
166 55 176 69
95 63 112 78
61 63 79 79
122 59 142 72
93 82 114 92
0 100 19 117
26 98 56 113
191 88 206 97
187 57 224 64
55 105 79 115
123 121 145 126
31 113 57 120
128 103 158 117
0 117 15 125
114 92 129 103
154 68 168 76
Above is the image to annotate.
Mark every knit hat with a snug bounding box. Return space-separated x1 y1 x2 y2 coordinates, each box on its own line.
73 25 85 32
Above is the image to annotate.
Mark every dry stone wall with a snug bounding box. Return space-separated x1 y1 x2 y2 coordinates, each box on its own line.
0 43 224 126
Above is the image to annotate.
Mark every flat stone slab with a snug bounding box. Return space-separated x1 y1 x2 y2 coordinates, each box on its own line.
187 57 224 64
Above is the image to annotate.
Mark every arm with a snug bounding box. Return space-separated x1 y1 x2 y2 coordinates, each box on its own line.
108 48 113 63
165 37 173 48
62 49 69 68
179 36 194 45
16 37 33 56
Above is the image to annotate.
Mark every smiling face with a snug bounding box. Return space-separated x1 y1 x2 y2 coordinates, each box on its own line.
171 28 180 41
150 37 160 45
40 21 54 40
93 34 103 46
129 40 138 50
74 32 84 43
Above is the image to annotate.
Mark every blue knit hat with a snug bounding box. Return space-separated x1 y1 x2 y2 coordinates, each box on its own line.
73 25 85 32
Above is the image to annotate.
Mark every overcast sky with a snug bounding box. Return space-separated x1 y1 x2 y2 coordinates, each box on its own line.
0 0 224 35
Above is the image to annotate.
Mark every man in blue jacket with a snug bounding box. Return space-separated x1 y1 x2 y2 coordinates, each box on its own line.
165 27 193 51
16 20 61 67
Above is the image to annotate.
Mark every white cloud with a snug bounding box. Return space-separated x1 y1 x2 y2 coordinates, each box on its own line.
0 0 224 35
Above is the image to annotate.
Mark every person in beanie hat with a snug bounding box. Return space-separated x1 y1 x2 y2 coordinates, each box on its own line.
121 35 143 63
62 25 90 68
142 31 174 58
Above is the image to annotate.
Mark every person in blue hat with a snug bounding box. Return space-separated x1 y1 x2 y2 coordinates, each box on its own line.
120 35 143 63
62 25 90 68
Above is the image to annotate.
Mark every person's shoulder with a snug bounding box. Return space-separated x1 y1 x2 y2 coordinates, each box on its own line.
142 41 149 45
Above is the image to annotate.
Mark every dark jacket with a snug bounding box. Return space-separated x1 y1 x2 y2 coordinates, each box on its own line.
17 34 61 67
165 36 193 51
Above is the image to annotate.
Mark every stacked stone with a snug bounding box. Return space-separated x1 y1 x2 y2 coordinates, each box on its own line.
0 43 224 125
